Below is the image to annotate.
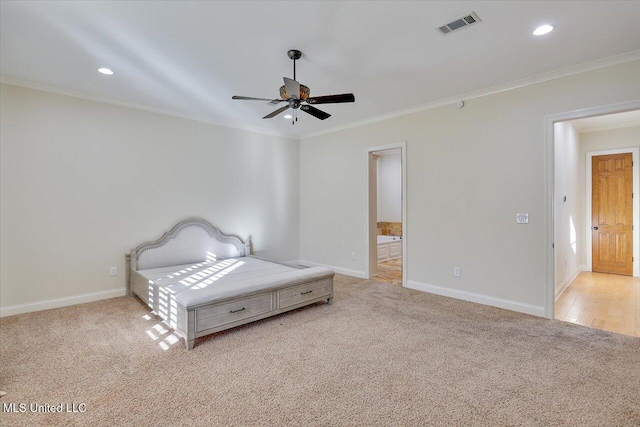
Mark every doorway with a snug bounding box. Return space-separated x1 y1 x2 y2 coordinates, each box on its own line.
590 152 634 275
551 108 640 337
366 142 407 286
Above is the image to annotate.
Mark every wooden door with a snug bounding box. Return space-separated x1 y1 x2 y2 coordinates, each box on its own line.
592 153 633 275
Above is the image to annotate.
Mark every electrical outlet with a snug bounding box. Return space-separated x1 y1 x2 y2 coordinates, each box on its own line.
516 213 529 224
564 260 568 267
453 267 461 277
351 252 357 260
110 267 117 277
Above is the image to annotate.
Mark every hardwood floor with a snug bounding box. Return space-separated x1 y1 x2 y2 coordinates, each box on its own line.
555 271 640 337
375 258 402 285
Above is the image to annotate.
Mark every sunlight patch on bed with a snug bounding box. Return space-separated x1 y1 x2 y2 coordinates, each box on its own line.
172 258 245 290
137 243 252 349
188 259 246 290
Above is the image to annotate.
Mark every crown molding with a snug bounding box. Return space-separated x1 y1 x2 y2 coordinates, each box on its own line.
0 76 297 140
300 50 640 140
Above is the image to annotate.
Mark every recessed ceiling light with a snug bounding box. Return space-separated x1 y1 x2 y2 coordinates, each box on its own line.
284 114 293 119
533 25 554 36
98 68 114 75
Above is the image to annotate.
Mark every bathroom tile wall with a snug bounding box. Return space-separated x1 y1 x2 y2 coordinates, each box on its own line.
377 222 402 236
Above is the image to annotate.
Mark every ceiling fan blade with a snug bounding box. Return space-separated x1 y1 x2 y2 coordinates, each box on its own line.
262 105 290 119
306 93 355 104
300 105 331 120
283 77 300 100
269 99 286 104
233 96 284 103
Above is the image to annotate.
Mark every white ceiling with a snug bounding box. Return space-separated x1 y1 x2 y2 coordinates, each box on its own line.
571 110 640 133
2 1 640 139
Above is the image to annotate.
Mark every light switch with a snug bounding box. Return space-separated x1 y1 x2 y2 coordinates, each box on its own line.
516 213 529 224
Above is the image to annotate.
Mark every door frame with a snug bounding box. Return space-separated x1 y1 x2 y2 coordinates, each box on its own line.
586 148 639 276
544 99 640 319
365 141 407 286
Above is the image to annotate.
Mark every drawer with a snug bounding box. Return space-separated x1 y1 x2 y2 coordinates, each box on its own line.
278 278 332 309
196 292 273 332
389 242 401 257
378 245 389 260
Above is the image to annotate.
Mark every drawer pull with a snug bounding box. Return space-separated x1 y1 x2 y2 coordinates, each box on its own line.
229 307 245 313
301 290 313 295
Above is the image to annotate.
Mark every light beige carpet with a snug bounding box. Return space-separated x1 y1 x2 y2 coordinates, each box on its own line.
1 274 639 426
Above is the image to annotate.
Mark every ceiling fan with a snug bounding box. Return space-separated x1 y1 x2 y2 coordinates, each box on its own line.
232 49 355 125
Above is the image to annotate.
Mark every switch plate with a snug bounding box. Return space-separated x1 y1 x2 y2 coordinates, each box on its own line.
110 267 117 277
516 213 529 224
351 252 356 260
453 267 461 277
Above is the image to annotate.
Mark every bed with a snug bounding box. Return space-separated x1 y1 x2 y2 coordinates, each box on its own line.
127 219 334 350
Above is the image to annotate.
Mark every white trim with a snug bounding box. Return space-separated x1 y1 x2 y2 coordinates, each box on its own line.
544 99 640 319
555 265 586 301
302 50 640 140
585 147 640 277
365 141 407 287
0 76 297 140
405 280 545 317
0 288 126 318
297 260 366 279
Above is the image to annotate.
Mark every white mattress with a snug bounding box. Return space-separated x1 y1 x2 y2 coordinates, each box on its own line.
138 256 297 298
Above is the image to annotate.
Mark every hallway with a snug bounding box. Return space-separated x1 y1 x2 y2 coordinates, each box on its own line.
555 271 639 337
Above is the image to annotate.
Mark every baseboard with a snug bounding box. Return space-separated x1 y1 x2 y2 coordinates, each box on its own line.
555 265 586 301
297 259 367 279
0 288 126 317
405 280 545 317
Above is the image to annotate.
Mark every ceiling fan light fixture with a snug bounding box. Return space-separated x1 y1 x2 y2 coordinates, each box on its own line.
280 84 309 101
98 67 114 75
283 114 293 119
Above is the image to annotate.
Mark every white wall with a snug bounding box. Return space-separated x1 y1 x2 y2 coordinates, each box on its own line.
299 60 640 316
553 121 582 298
580 125 640 154
377 153 401 223
0 83 300 314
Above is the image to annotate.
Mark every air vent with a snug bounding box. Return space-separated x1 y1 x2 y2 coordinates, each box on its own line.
436 12 481 35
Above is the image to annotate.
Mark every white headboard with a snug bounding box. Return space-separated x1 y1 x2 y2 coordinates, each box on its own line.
130 219 251 271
